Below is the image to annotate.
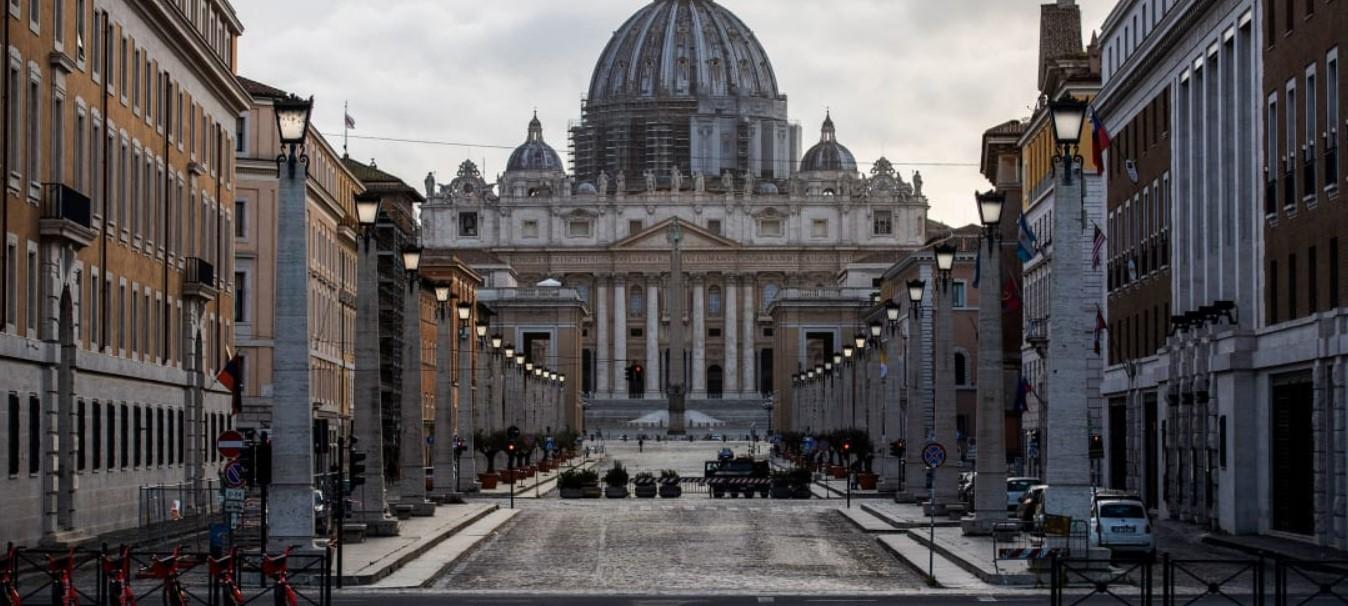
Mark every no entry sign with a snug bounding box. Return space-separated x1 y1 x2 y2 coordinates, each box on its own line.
217 430 245 459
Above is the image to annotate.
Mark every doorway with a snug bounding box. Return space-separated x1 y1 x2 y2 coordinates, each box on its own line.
1271 375 1314 535
1144 393 1158 510
1109 398 1127 490
707 365 723 399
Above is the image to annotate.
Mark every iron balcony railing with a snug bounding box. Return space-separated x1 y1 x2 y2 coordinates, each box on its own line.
42 182 92 228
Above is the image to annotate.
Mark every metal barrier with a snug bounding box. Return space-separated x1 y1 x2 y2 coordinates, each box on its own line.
1051 554 1270 606
1163 553 1265 606
1 544 331 606
139 480 223 549
1051 555 1153 606
1274 559 1348 606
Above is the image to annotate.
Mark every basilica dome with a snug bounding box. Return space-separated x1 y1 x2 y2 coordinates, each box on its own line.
800 112 857 173
588 0 780 103
506 113 564 173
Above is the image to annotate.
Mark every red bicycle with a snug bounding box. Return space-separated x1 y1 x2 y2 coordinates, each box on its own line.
101 546 135 606
1 545 19 606
207 549 242 606
260 548 297 606
46 549 78 606
136 548 195 606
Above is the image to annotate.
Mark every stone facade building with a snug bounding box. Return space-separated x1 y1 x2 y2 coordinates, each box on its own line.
0 0 248 546
420 0 931 434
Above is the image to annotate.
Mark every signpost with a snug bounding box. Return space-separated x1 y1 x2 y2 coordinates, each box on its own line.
216 430 245 459
923 442 947 584
222 461 247 488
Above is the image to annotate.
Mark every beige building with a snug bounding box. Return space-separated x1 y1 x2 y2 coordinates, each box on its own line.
234 78 361 465
1 0 249 546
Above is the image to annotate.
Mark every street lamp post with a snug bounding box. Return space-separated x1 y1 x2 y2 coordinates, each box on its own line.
966 190 1009 534
350 190 397 535
268 94 320 551
931 243 959 514
455 302 478 492
1043 96 1093 523
398 246 432 513
431 286 456 501
899 280 927 502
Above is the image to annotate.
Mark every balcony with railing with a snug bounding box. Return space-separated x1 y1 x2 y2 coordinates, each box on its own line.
182 257 218 301
39 183 96 248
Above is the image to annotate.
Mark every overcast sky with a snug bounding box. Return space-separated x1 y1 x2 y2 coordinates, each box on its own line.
233 0 1112 228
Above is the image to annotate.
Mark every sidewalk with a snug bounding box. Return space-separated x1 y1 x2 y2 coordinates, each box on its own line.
367 508 520 588
339 503 497 585
1200 527 1348 562
861 501 963 529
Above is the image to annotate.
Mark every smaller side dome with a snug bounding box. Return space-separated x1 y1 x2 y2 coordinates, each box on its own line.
506 111 564 172
800 111 857 172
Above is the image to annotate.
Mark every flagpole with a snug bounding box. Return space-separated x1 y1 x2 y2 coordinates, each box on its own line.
343 100 349 157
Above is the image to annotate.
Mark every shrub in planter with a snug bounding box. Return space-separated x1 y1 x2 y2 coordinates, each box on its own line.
558 468 598 499
658 470 682 498
633 472 658 498
603 463 629 499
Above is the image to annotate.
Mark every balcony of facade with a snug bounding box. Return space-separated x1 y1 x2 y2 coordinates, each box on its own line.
39 183 96 249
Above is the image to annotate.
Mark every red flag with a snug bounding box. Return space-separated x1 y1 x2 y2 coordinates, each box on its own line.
1001 277 1022 313
1090 107 1111 175
217 355 243 393
1094 307 1107 354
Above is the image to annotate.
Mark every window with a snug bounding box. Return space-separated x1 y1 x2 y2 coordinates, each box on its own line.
28 396 39 474
234 272 246 322
708 286 722 315
810 219 828 238
107 404 116 470
1286 81 1297 207
458 211 479 238
1306 66 1317 197
235 114 245 152
27 247 38 334
54 0 64 47
91 10 101 79
7 394 17 475
567 219 592 238
27 0 36 30
50 94 63 184
156 408 163 465
26 76 40 189
954 352 969 386
176 410 183 463
132 406 141 467
6 61 19 186
75 0 86 61
4 240 15 327
758 218 783 237
118 283 125 351
1329 50 1340 187
952 281 967 308
761 283 780 311
77 400 85 471
119 36 127 99
74 111 85 191
521 219 539 239
235 200 245 238
628 220 643 236
132 48 140 110
873 210 893 235
1267 93 1279 214
91 401 100 470
630 289 644 316
89 269 99 347
706 219 722 235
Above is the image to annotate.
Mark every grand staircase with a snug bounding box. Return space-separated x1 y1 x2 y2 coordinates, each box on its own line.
583 397 770 436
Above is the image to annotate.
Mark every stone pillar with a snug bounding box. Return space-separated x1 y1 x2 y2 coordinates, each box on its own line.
724 276 739 395
596 279 610 398
613 278 627 397
431 306 455 499
352 236 397 535
967 235 1008 534
398 279 431 512
881 330 902 491
932 267 960 511
742 281 756 397
692 278 706 397
270 159 318 550
899 280 929 503
457 319 478 492
1044 160 1093 523
645 278 660 397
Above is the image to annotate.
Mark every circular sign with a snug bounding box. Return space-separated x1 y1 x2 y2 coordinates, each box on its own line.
221 461 246 488
921 442 948 469
216 430 245 459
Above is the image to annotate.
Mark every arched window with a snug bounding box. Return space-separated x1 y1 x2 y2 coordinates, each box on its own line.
708 286 722 315
761 283 780 311
630 289 644 316
954 351 969 386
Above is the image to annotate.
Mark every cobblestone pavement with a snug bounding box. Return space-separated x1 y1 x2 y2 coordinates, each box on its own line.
437 440 928 594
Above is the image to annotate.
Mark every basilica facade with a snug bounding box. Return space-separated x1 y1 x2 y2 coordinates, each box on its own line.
420 0 933 420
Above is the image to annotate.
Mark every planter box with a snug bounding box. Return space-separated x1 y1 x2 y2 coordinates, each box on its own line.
478 473 499 490
830 466 847 479
659 484 682 498
857 473 878 490
634 484 658 498
559 487 584 499
605 485 629 499
582 485 602 499
770 485 794 499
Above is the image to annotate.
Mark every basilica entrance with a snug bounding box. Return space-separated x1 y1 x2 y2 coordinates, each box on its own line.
707 365 723 399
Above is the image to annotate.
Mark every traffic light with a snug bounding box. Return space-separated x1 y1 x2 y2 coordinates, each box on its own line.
1089 433 1104 459
890 439 905 458
842 440 852 457
255 435 273 486
348 435 368 490
238 440 256 485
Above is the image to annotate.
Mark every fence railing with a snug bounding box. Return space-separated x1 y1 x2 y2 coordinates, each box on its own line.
1048 553 1299 606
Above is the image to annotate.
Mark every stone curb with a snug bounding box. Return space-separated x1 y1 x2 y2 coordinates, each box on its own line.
904 528 1040 586
341 504 499 586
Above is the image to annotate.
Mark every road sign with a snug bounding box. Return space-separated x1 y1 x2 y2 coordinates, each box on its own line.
216 430 245 459
222 461 247 488
224 487 246 501
921 442 948 469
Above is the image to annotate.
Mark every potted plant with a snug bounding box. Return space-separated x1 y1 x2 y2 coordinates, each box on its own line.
658 470 682 498
770 469 795 499
558 468 593 499
789 466 813 499
474 429 503 489
603 462 629 499
633 472 658 498
581 468 602 498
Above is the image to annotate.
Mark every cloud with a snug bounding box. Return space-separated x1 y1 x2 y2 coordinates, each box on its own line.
234 0 1113 227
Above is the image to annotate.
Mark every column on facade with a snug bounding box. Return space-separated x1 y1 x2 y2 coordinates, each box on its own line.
741 280 756 397
645 276 660 397
398 280 431 510
692 277 706 398
612 278 627 398
596 278 610 398
933 269 960 510
431 303 455 499
724 275 739 395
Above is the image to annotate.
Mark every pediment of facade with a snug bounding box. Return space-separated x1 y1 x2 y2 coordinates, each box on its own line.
609 218 740 251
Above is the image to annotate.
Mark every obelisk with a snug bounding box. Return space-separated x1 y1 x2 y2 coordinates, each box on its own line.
667 219 687 435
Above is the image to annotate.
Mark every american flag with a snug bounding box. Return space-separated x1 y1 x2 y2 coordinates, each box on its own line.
1092 224 1106 270
344 112 356 129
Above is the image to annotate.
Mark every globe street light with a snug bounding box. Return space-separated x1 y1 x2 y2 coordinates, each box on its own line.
273 94 313 178
1049 97 1087 185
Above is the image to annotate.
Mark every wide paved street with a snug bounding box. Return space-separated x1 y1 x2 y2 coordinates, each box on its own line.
434 440 927 594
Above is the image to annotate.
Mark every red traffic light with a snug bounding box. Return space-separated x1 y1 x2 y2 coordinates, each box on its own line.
633 365 642 373
842 441 852 452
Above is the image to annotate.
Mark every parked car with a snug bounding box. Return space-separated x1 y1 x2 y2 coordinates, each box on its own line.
1089 498 1155 554
1006 477 1041 510
1016 484 1048 523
